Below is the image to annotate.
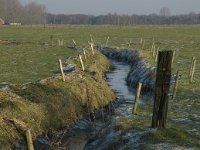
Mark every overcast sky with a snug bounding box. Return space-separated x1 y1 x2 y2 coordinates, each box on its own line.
19 0 200 15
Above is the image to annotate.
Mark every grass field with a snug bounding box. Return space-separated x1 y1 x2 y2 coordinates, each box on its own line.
0 25 200 85
0 25 200 148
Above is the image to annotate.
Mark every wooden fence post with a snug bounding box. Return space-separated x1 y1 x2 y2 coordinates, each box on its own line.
132 82 142 114
90 34 94 44
152 45 156 58
50 35 53 46
141 40 145 50
171 50 176 65
90 43 95 55
140 38 143 44
155 47 159 63
151 43 155 53
73 39 77 48
25 129 34 150
190 58 196 83
172 70 179 99
59 59 65 82
189 56 195 77
152 50 173 128
83 48 87 60
61 39 64 46
58 39 60 46
79 55 85 71
106 36 109 46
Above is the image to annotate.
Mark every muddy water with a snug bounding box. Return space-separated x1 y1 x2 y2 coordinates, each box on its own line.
59 60 142 150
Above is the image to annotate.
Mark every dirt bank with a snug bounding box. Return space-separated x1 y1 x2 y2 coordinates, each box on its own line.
0 51 116 149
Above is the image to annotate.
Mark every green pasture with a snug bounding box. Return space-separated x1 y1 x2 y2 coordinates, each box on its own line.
0 25 200 148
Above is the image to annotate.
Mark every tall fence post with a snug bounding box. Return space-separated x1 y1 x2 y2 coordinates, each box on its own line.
132 82 142 114
152 50 173 128
59 59 65 82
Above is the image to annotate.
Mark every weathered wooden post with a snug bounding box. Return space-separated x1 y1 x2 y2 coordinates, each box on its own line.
172 70 179 99
152 50 173 128
190 58 196 83
25 129 34 150
132 82 142 114
59 59 65 82
79 55 85 71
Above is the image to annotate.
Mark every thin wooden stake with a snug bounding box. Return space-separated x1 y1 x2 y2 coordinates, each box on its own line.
172 70 179 99
151 43 155 53
171 50 176 65
25 129 34 150
90 43 95 55
83 48 87 60
190 58 196 83
140 38 143 44
61 39 64 46
189 56 195 77
155 47 159 63
79 55 85 71
106 36 109 46
72 39 77 48
90 34 94 44
58 39 60 46
132 82 142 114
59 59 65 82
152 45 156 58
142 40 145 50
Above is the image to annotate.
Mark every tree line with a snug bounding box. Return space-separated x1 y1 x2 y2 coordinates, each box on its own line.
0 0 199 25
0 0 46 24
47 13 200 25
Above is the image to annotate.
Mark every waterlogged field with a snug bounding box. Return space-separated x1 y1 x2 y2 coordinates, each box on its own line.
0 25 200 148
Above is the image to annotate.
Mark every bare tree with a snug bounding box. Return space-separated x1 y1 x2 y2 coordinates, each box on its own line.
160 7 171 17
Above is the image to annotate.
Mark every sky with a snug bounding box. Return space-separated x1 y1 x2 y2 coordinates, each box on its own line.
19 0 200 15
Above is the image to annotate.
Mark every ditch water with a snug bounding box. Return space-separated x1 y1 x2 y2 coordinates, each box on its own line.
58 60 150 150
